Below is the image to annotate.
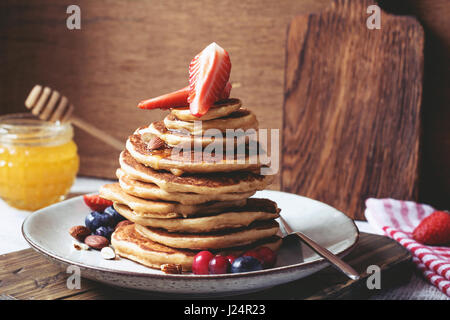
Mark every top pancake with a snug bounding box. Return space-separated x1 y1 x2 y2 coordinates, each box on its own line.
164 108 258 135
170 98 242 121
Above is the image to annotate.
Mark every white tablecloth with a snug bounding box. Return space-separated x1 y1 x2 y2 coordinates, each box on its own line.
0 177 448 300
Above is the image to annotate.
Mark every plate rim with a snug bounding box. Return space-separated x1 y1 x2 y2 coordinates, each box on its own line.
22 190 360 280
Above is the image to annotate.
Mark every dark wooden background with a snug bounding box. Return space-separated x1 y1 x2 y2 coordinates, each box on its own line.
281 0 423 220
0 0 448 218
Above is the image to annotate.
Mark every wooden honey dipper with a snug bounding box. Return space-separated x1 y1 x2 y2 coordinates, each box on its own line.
25 85 124 151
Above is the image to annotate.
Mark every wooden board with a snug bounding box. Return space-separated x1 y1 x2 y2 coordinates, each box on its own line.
0 233 413 300
281 0 424 219
0 0 332 188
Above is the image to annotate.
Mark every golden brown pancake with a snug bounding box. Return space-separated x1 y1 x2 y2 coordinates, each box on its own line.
111 223 282 271
116 168 255 204
170 98 242 121
126 132 262 175
113 198 280 233
144 121 255 148
99 183 246 218
164 108 258 135
135 220 279 250
119 150 273 194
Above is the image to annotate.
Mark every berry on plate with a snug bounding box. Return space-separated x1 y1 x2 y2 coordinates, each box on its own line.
188 42 232 117
225 254 237 265
94 226 115 240
255 247 277 268
83 194 113 212
208 255 231 274
242 247 276 268
85 211 115 231
230 256 263 273
104 206 126 225
192 251 214 275
412 210 450 245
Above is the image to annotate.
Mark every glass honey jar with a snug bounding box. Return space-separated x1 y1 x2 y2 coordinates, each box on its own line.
0 113 79 211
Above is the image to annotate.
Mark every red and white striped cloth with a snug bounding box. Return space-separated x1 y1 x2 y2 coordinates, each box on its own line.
365 198 450 297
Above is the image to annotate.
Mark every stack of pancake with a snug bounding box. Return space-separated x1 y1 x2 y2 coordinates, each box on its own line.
100 98 281 271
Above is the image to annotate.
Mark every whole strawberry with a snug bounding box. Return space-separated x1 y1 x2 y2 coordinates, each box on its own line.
412 211 450 246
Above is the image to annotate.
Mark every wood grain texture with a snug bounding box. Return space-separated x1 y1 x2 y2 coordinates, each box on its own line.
281 0 424 219
0 233 413 300
0 0 331 187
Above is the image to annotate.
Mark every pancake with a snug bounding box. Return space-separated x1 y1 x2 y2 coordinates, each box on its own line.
111 223 282 271
116 168 255 204
119 150 273 194
144 122 255 148
113 198 280 233
99 183 246 218
164 108 258 135
135 220 279 250
170 98 242 121
126 132 262 174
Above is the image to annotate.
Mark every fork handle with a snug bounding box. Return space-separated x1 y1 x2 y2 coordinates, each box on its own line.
294 232 360 280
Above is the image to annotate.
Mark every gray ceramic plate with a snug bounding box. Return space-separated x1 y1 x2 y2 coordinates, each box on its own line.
22 190 359 297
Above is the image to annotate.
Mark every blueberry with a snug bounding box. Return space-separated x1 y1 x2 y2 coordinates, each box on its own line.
230 256 263 273
94 226 115 239
104 206 125 224
85 210 114 230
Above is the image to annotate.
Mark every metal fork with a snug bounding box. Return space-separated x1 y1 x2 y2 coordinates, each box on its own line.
278 215 360 280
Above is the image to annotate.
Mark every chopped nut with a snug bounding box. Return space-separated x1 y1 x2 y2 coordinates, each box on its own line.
69 225 91 242
101 246 116 260
84 235 109 250
161 263 182 274
72 239 90 251
148 137 165 150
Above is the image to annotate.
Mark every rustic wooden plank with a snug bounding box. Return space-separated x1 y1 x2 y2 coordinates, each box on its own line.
0 249 96 300
281 0 424 219
0 233 413 300
0 0 331 188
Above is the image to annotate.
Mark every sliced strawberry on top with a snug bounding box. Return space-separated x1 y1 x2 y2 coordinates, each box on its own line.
188 43 232 117
137 86 190 110
137 81 232 110
219 81 232 100
83 194 113 212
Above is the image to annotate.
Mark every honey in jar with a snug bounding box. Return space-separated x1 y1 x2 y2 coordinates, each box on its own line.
0 113 79 211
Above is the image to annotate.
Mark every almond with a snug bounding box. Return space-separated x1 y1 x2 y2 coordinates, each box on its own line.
115 220 133 230
160 263 182 274
148 137 165 150
84 235 109 250
101 247 116 260
69 225 91 242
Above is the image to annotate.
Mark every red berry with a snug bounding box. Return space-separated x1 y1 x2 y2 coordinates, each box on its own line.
242 249 262 263
225 254 237 265
188 43 232 117
256 247 277 268
83 194 113 212
412 211 450 245
192 251 214 275
208 255 230 274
